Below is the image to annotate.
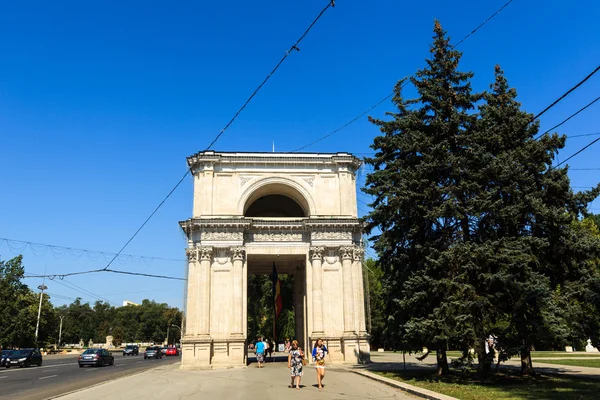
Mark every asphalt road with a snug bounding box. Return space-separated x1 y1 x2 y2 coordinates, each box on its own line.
0 352 180 400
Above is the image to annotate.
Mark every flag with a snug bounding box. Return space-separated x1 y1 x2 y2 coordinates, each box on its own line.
272 263 283 340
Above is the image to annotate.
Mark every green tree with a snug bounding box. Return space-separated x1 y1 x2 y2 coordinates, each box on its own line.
364 21 600 377
364 20 482 375
0 255 29 347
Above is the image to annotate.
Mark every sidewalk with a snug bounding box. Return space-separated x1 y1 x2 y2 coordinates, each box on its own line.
54 361 419 400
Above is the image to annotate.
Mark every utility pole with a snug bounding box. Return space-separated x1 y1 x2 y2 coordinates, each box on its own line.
35 284 48 346
166 325 170 346
57 315 65 349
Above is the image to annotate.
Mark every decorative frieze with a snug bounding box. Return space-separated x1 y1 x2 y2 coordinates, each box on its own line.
201 231 244 241
311 231 353 241
245 231 308 242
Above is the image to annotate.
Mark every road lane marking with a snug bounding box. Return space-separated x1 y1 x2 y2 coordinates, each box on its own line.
0 363 72 374
43 369 58 373
0 376 6 379
39 374 58 380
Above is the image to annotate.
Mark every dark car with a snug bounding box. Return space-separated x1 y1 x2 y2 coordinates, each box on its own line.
78 348 114 368
1 350 15 367
144 346 163 359
6 348 42 368
123 345 139 356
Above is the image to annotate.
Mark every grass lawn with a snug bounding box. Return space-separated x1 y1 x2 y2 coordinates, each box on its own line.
425 351 600 359
535 359 600 368
376 369 600 400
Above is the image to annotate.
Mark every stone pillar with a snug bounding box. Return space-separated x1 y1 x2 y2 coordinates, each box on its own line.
198 246 213 336
340 246 355 335
184 247 199 337
353 246 370 363
231 247 245 337
310 246 325 335
352 247 367 335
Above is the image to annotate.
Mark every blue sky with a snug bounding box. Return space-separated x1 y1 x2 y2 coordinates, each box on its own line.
1 0 599 309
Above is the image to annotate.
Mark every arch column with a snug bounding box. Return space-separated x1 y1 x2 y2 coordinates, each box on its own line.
184 247 199 337
310 246 325 336
198 247 213 337
231 247 245 338
340 246 355 335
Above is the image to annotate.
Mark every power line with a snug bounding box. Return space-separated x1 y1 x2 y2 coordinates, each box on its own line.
50 278 115 305
23 268 186 281
555 137 600 169
454 0 514 48
0 237 185 264
535 95 600 140
570 168 600 171
102 1 335 272
291 0 516 152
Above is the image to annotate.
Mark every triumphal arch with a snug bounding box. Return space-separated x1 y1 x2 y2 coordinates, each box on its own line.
180 151 370 368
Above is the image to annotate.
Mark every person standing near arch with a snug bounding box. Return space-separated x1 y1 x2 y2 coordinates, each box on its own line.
255 336 266 368
312 338 328 389
287 340 304 389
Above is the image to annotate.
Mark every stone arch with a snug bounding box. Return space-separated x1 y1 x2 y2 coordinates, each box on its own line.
238 177 315 217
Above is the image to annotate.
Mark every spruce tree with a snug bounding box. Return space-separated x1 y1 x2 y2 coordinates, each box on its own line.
364 21 481 375
365 21 600 377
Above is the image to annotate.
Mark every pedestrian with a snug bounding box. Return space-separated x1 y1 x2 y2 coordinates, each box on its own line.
284 338 291 353
287 340 304 390
312 338 328 389
255 336 266 368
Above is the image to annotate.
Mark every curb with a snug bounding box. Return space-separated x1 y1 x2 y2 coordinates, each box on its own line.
44 361 180 400
348 368 459 400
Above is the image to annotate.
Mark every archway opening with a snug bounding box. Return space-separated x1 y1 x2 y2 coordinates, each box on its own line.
245 195 305 218
245 255 307 366
241 181 312 217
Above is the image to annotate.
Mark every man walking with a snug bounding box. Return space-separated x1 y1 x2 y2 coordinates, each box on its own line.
255 336 266 368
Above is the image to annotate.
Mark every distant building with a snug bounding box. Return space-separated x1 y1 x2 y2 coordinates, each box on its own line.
122 300 140 307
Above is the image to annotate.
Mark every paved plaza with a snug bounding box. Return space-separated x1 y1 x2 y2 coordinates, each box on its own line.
56 360 415 400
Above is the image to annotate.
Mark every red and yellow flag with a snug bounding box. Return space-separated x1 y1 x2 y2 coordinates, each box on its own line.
272 263 282 339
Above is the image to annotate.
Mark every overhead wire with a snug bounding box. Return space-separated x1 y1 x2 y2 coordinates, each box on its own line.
291 0 516 152
101 0 335 273
0 237 185 264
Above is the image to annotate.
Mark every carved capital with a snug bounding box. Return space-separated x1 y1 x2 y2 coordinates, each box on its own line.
232 247 246 261
309 246 324 261
340 246 354 260
353 247 365 262
199 246 213 261
185 247 198 262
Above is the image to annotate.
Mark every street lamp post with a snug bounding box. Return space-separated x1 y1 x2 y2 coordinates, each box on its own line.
57 315 65 349
170 325 182 345
35 284 48 345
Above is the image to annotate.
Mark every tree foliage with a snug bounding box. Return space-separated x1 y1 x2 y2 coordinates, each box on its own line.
364 21 600 377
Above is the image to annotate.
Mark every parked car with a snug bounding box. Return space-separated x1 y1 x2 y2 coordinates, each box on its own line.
123 345 139 356
165 347 179 356
1 350 15 367
144 346 163 359
5 348 42 368
78 348 114 368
